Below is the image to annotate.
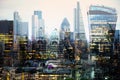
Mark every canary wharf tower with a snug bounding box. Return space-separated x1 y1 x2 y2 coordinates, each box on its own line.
74 2 86 41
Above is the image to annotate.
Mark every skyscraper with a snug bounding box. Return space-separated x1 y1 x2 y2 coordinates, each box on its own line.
34 11 42 19
61 18 70 32
0 20 13 66
74 2 86 41
13 11 21 42
32 11 45 41
14 11 28 40
18 22 28 37
60 18 70 40
115 30 120 42
32 15 38 40
88 5 117 55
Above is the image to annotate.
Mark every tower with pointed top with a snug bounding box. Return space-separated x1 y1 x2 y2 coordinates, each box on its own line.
60 18 70 40
74 2 86 41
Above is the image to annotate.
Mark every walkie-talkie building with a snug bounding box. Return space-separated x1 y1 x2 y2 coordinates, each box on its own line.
88 5 117 56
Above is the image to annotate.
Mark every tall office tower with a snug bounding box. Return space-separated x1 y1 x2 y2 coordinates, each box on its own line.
0 20 13 66
60 18 70 40
61 18 70 32
74 2 86 41
34 11 42 19
88 5 117 56
32 15 38 40
18 22 28 38
14 11 21 42
32 11 45 41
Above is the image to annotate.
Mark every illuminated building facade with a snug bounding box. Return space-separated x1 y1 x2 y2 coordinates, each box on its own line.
0 20 13 51
0 20 13 66
88 5 117 56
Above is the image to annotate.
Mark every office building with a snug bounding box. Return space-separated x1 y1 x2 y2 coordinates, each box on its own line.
32 11 45 41
0 20 13 51
74 2 86 41
60 18 70 40
88 5 117 56
114 30 120 42
13 11 21 42
0 20 13 66
18 22 28 38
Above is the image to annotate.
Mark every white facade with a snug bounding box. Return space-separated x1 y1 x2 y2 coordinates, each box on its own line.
60 18 70 40
32 15 38 40
32 11 45 41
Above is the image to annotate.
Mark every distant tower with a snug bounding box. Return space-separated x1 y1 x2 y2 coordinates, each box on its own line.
14 11 21 42
60 18 70 40
61 18 70 32
18 22 28 37
32 15 38 40
32 11 45 41
74 2 86 41
34 11 42 19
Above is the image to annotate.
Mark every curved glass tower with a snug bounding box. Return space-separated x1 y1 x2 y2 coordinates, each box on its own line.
88 5 117 55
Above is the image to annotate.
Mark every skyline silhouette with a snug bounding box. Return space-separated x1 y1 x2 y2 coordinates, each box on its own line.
0 0 120 40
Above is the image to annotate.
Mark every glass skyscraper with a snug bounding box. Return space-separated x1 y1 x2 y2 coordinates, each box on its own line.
60 18 70 40
14 11 28 40
88 5 117 55
34 11 42 19
32 11 45 40
14 11 21 41
74 2 86 41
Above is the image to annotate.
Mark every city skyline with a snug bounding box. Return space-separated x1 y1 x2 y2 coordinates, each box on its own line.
0 0 120 39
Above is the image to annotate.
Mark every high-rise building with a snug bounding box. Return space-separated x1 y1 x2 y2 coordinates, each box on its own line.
114 30 120 54
74 2 86 41
32 15 38 40
32 11 45 41
14 11 28 43
0 20 13 51
34 11 42 19
88 5 117 55
13 11 21 42
61 18 70 32
60 18 70 40
18 22 28 37
0 20 13 66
